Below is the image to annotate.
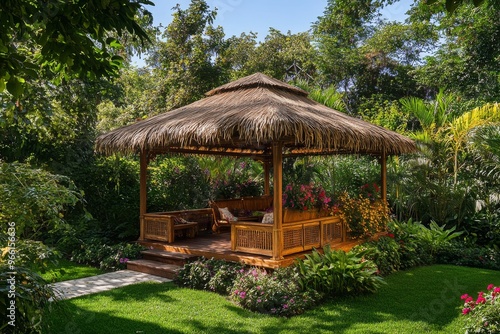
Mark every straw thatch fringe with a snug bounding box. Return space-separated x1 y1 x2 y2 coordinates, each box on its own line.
95 73 416 156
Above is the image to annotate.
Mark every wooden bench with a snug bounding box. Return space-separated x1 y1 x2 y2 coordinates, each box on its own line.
214 196 273 214
142 209 212 243
211 196 273 233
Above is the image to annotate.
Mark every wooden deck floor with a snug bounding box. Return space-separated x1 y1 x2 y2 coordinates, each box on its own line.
139 232 368 268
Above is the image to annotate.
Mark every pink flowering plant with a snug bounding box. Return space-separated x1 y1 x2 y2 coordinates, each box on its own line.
230 267 320 317
460 283 500 333
282 183 332 211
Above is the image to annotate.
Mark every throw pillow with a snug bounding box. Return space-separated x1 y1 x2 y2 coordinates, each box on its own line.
218 207 238 222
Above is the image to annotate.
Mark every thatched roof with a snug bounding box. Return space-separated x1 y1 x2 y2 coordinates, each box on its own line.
95 72 416 158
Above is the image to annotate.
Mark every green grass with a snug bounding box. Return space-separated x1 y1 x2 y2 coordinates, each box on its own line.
39 259 105 283
45 265 499 334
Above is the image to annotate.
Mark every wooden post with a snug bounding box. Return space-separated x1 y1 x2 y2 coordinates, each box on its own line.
139 150 148 241
380 151 387 203
272 142 283 260
264 160 270 196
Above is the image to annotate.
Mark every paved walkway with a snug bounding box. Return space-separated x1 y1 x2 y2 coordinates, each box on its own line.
52 270 170 300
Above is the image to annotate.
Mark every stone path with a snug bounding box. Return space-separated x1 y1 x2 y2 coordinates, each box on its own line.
51 270 171 300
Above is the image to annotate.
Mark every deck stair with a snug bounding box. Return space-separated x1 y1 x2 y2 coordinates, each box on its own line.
127 249 199 279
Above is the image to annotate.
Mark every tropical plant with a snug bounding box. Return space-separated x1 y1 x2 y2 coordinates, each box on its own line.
418 221 464 255
296 245 385 296
353 235 401 276
388 219 435 269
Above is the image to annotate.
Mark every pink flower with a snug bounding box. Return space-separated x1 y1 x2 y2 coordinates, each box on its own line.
465 297 473 303
462 308 471 315
487 284 494 290
476 296 486 304
461 294 470 300
239 291 246 299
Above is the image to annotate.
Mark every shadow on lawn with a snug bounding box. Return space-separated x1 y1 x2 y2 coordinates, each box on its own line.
220 265 499 334
45 265 499 334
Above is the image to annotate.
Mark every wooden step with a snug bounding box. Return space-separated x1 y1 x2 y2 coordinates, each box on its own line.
141 249 199 266
127 259 181 279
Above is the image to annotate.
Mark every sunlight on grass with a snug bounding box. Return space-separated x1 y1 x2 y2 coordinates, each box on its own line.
39 259 105 283
45 265 499 334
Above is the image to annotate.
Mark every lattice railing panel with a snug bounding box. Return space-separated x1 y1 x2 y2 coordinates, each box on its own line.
236 229 273 251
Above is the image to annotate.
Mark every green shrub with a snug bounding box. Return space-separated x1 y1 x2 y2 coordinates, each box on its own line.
436 241 500 271
148 156 212 211
70 239 145 271
71 156 140 241
389 220 435 268
296 245 385 297
0 162 82 240
353 236 401 276
0 265 60 334
230 267 319 317
418 221 464 255
174 257 245 294
462 210 500 248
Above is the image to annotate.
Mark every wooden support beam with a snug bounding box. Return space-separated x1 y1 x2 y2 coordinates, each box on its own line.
263 160 270 196
139 150 148 241
380 151 387 203
272 142 283 260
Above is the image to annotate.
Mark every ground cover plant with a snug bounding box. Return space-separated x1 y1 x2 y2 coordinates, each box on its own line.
44 265 499 334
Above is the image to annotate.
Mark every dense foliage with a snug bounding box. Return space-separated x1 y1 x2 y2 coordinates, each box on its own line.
296 246 385 296
0 0 152 97
1 0 499 328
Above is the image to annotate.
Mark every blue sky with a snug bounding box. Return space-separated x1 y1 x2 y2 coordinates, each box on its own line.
133 0 413 65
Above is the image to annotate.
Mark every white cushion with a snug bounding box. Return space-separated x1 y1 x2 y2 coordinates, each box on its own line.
218 207 238 222
261 212 274 224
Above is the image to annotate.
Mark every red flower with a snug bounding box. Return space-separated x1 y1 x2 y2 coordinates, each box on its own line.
462 308 471 315
387 233 395 238
487 284 494 290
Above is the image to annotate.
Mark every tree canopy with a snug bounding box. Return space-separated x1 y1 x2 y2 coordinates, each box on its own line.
0 0 153 97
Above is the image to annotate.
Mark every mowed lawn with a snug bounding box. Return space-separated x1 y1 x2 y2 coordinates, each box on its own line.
40 258 105 283
45 265 499 334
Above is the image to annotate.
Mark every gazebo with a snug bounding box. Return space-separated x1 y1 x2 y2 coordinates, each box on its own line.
96 72 416 262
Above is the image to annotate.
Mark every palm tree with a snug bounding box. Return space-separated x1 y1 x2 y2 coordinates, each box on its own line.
401 93 500 185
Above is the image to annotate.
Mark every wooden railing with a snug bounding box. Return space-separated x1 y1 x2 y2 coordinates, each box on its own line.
230 222 273 256
231 216 344 256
